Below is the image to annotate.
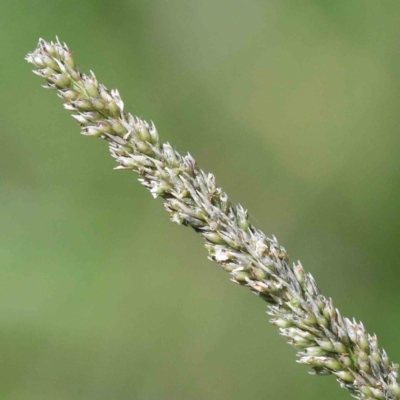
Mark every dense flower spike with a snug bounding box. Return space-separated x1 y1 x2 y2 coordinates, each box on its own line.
26 38 399 399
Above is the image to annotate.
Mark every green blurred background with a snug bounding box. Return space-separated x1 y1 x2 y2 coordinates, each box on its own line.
2 1 400 399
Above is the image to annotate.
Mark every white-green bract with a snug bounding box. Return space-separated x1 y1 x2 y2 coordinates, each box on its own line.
26 38 400 400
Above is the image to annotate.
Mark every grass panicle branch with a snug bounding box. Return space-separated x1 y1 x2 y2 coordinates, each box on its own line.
26 38 399 400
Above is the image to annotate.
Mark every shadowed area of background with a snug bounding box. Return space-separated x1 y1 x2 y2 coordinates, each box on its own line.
1 1 400 399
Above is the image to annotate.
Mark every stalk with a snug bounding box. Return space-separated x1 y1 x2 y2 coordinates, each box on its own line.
26 38 399 399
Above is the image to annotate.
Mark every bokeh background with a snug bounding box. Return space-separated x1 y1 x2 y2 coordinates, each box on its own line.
2 1 400 399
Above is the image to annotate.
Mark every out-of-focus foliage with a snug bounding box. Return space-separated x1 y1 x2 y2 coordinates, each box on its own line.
1 1 400 399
